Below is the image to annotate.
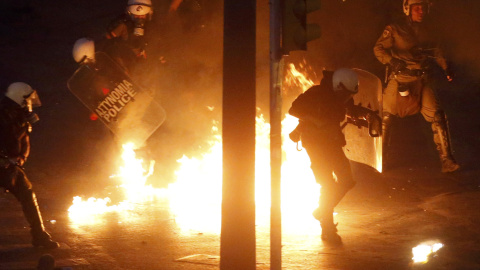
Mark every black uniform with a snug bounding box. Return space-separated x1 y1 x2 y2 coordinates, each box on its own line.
101 13 148 73
288 71 356 239
0 97 58 248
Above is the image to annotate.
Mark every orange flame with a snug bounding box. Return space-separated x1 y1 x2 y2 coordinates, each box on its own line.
68 62 323 236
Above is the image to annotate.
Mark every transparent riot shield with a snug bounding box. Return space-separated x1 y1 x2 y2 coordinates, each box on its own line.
67 52 166 148
342 69 383 172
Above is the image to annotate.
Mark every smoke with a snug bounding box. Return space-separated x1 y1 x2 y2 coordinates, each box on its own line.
136 1 224 187
430 1 480 79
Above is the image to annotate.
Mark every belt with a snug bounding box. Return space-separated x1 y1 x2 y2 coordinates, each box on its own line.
397 68 425 77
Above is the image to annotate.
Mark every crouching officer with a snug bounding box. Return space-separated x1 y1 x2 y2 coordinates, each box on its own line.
0 82 59 249
288 68 359 242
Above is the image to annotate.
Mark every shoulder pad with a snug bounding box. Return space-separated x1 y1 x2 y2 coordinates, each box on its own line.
382 29 391 38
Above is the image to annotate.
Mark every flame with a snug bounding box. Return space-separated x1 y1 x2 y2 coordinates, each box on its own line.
68 143 166 224
284 62 319 95
412 242 444 263
68 62 323 236
166 120 223 234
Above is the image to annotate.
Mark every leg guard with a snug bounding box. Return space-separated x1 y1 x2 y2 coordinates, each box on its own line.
17 189 59 249
313 183 335 221
19 189 44 232
432 111 460 173
313 180 355 220
382 113 394 171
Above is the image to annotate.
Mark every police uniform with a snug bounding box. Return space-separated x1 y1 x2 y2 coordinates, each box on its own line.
374 17 448 120
0 97 59 248
374 17 459 172
288 71 356 239
103 13 148 73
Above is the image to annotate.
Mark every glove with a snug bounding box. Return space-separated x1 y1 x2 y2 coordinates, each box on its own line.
389 58 407 73
8 157 23 166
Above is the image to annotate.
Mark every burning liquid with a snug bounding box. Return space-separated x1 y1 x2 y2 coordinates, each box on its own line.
412 242 444 263
68 62 321 235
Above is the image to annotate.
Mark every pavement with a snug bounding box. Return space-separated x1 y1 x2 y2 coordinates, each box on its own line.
1 132 480 270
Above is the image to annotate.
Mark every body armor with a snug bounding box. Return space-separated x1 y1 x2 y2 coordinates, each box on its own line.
374 17 459 172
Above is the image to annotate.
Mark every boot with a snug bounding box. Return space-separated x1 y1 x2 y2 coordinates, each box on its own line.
432 111 460 173
313 183 337 221
312 188 341 242
31 229 59 249
319 210 341 242
20 190 59 249
382 113 394 172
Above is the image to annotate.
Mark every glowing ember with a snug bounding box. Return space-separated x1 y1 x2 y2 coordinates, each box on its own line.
412 242 444 263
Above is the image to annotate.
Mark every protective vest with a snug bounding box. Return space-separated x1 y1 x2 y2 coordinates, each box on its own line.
373 17 448 71
0 98 30 161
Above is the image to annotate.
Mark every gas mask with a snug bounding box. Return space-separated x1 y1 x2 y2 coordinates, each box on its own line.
397 83 410 97
23 90 41 124
132 15 147 36
127 3 151 36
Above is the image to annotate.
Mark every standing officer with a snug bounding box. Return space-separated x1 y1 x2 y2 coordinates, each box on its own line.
0 82 59 248
374 0 459 173
288 68 359 241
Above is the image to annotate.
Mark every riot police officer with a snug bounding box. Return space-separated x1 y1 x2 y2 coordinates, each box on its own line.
374 0 459 173
288 68 359 241
0 82 59 248
101 0 154 73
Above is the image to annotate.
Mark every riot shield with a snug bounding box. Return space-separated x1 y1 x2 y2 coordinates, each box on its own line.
67 52 166 148
342 69 383 172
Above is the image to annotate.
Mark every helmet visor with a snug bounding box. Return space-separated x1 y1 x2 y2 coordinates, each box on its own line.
128 5 151 16
25 90 42 108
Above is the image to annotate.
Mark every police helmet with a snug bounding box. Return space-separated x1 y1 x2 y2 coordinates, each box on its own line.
127 0 153 18
403 0 430 16
72 37 95 64
5 82 41 108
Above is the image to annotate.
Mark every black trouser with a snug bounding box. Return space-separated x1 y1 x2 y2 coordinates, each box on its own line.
0 166 45 233
302 136 355 214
